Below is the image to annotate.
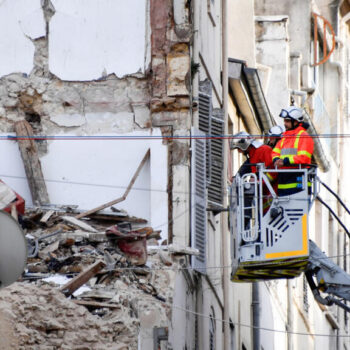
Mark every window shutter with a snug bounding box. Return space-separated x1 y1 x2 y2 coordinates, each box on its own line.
208 108 224 206
191 127 207 274
303 275 309 314
199 80 212 183
199 79 224 207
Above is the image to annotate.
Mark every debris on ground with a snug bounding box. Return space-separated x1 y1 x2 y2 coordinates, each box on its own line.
1 206 176 349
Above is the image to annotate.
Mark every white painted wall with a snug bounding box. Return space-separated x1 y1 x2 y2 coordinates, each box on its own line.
0 0 45 77
228 0 256 67
0 129 168 239
49 0 150 80
260 283 275 348
255 16 290 120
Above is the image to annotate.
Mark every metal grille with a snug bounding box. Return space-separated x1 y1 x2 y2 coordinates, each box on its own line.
191 128 207 273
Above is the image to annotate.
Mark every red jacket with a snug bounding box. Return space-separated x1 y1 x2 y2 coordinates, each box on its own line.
248 144 273 172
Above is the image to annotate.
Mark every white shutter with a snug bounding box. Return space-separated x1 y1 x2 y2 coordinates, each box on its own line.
191 128 207 274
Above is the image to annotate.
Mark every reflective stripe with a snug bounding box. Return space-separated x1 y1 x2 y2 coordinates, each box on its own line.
281 148 297 155
297 150 312 158
266 173 274 181
278 181 312 189
263 199 273 209
280 154 295 164
273 147 281 154
281 138 285 148
278 183 300 189
294 130 304 148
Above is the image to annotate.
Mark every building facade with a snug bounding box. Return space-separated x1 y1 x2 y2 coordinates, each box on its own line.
1 0 350 349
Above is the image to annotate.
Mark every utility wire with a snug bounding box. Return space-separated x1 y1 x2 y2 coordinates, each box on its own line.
317 195 350 237
319 179 350 216
169 303 350 338
67 248 350 273
1 173 348 204
2 133 350 140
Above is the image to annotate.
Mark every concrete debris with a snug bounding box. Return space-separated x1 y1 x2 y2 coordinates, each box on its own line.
0 207 177 349
61 215 98 233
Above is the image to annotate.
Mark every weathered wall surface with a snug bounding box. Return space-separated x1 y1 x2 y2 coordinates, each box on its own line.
49 0 149 81
255 0 312 67
0 0 210 348
255 16 290 120
0 0 45 77
228 0 256 67
0 0 193 245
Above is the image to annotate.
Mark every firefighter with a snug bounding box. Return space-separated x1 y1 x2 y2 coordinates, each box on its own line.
272 106 314 196
230 131 273 177
231 131 274 218
265 125 284 149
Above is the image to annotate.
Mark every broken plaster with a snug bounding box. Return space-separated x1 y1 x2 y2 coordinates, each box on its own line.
49 0 149 81
0 0 45 77
50 113 86 127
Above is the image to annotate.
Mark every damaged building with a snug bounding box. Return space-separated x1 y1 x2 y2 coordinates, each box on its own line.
0 0 227 349
1 0 350 349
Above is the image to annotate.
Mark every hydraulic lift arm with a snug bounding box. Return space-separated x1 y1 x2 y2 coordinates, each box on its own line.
306 240 350 313
304 178 350 313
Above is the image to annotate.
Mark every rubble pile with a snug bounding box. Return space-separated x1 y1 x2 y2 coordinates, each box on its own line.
1 207 176 349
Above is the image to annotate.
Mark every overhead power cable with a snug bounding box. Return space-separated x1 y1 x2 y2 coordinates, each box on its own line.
319 179 350 216
316 195 350 238
168 303 350 338
1 173 347 204
1 133 350 140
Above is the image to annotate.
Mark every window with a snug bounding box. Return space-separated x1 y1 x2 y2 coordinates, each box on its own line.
303 275 309 314
199 79 224 208
230 323 235 350
347 51 350 118
345 241 348 327
209 307 216 350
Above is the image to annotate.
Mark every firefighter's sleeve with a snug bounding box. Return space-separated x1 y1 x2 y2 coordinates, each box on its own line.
272 139 282 163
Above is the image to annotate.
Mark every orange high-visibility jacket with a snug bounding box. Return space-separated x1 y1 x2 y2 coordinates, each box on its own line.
272 125 314 166
272 125 314 194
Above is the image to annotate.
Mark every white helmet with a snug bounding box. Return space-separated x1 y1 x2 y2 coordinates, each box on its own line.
267 125 284 137
230 131 254 151
279 106 304 122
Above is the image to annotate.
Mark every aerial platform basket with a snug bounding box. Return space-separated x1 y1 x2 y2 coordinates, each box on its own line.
230 164 318 282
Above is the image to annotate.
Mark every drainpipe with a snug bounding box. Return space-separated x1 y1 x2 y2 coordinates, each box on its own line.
221 0 230 349
252 283 260 350
333 5 346 344
287 280 293 350
192 0 200 128
289 89 307 107
289 89 330 172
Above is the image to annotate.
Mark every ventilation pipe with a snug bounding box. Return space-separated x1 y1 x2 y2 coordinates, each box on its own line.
289 89 330 172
